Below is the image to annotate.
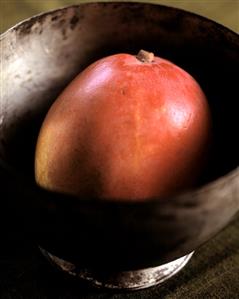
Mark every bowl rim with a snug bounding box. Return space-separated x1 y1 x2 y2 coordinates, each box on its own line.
1 0 239 39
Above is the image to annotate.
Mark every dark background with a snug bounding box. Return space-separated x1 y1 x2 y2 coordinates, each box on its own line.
1 1 239 298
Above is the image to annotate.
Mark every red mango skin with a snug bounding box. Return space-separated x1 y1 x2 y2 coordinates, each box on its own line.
35 53 211 201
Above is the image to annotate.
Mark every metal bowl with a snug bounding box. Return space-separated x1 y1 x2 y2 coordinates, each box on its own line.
1 1 239 288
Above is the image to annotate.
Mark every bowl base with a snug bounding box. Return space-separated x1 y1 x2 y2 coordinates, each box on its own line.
40 247 194 290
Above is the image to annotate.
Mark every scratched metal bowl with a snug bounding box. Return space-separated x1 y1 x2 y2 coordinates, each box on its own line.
1 1 239 277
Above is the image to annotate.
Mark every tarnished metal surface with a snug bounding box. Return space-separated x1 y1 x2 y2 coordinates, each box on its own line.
1 2 239 271
40 247 194 290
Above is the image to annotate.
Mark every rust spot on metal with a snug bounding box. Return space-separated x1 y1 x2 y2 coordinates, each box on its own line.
70 15 79 30
61 28 67 40
16 19 35 35
51 15 59 21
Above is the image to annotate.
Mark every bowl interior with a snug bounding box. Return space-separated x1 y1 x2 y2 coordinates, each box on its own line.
1 2 239 186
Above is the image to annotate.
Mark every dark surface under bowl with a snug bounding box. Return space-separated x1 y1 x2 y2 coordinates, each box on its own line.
1 1 239 275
